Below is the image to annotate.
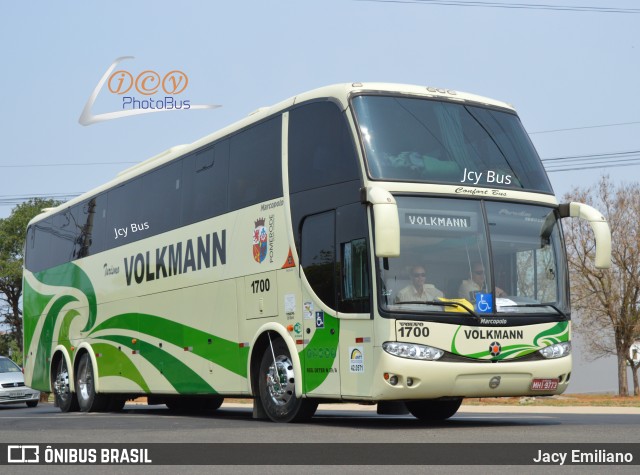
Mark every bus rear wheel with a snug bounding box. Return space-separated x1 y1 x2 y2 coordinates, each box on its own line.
406 398 463 422
258 338 316 423
75 353 108 412
52 355 78 412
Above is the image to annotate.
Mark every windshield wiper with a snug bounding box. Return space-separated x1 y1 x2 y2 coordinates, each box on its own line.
498 303 568 319
394 300 480 321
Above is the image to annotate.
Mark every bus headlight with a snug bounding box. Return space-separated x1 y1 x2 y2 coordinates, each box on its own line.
538 342 571 359
383 342 444 361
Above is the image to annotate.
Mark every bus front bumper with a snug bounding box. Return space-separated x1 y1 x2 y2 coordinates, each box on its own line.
372 351 572 400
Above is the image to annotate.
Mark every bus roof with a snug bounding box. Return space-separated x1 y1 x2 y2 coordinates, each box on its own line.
28 82 515 224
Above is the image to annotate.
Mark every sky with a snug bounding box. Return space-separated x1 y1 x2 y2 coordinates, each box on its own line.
1 1 639 392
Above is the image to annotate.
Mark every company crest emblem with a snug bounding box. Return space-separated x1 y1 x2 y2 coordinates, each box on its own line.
489 341 501 357
253 218 268 263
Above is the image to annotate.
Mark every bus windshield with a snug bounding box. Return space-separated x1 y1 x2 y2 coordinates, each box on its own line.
380 197 569 317
352 95 553 193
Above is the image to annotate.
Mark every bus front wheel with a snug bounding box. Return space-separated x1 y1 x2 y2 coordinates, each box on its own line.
406 398 463 422
258 338 316 423
52 356 78 413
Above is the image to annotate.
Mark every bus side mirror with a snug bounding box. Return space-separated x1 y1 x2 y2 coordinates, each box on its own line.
559 202 612 269
362 187 400 257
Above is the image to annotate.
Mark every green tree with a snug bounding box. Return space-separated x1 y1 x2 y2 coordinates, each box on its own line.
563 176 640 396
0 198 60 352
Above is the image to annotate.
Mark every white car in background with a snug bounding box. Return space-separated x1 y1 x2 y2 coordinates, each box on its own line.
0 356 40 407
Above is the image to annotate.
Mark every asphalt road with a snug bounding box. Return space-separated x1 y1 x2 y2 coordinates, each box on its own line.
0 401 638 474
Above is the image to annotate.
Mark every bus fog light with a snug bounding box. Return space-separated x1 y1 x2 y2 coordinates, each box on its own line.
389 375 398 386
406 377 414 387
382 342 444 361
538 342 571 359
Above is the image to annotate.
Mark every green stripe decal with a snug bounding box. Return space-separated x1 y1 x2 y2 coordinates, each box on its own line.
534 322 569 346
30 295 79 390
300 313 340 393
32 263 97 332
89 313 249 377
22 278 54 348
92 343 151 393
97 335 216 394
451 321 570 360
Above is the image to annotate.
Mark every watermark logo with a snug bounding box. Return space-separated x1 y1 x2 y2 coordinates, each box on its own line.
79 56 221 126
8 445 39 463
108 70 189 96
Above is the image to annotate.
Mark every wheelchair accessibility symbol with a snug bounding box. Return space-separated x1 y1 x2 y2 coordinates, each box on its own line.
475 293 493 313
316 311 325 328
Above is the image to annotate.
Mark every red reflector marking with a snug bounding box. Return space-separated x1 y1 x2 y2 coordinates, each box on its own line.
296 340 303 345
95 353 102 358
132 350 138 355
184 347 193 352
355 337 364 343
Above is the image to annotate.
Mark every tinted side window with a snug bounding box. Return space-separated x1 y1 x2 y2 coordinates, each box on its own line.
142 161 182 236
48 209 79 267
301 211 336 309
70 195 105 262
182 140 230 225
26 222 52 272
106 178 144 247
229 116 282 210
82 194 108 256
288 101 360 194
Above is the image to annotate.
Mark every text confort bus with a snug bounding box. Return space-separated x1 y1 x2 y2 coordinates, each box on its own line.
23 83 611 422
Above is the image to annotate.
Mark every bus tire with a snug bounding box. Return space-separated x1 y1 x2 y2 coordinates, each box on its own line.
52 355 78 413
258 338 317 423
26 400 38 408
75 353 107 412
406 398 463 422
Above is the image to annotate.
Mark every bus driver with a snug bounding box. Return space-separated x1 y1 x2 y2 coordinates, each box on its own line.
458 262 506 300
395 265 444 303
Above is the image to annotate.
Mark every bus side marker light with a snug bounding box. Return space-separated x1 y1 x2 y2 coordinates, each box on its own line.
132 338 137 345
287 325 294 332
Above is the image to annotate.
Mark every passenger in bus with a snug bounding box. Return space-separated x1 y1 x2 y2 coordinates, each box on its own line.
395 265 444 303
458 262 506 300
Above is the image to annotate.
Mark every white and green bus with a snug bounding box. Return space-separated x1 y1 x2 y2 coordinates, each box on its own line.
23 83 611 422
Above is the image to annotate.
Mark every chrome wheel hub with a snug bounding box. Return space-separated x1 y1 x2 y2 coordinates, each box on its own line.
266 355 295 406
54 367 71 401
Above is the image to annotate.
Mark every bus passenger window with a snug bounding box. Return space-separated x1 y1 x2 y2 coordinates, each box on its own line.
229 116 282 211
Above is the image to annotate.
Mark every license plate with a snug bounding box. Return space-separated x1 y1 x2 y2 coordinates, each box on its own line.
530 378 559 391
10 391 26 398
